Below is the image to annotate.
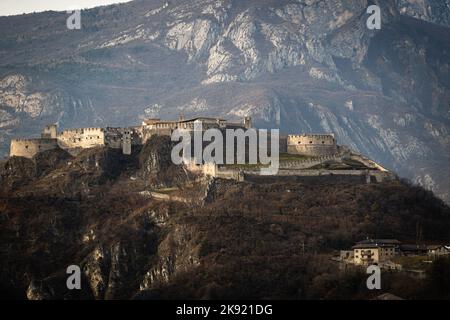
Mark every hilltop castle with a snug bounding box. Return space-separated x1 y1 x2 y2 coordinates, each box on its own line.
9 116 338 159
10 117 250 158
9 117 394 184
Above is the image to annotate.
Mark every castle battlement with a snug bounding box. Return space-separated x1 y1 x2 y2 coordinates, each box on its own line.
59 127 104 134
288 133 334 139
10 137 58 158
9 116 340 160
286 133 337 157
11 138 57 143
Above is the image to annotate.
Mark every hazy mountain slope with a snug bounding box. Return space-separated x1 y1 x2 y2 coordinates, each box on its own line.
0 0 449 201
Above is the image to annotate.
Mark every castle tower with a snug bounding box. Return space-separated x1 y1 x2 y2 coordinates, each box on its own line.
287 134 337 156
244 116 252 129
122 129 132 155
41 124 57 139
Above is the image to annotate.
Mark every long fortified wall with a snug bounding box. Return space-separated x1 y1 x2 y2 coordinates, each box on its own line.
278 154 343 169
10 126 145 158
287 134 337 156
192 149 394 184
10 138 58 158
208 166 393 184
9 117 252 159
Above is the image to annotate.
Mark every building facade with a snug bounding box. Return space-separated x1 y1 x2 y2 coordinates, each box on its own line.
352 239 401 266
287 134 337 156
427 245 450 258
9 138 59 159
57 128 105 150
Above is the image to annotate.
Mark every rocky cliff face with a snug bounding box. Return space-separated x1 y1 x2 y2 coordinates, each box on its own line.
0 0 449 201
1 139 450 300
396 0 450 26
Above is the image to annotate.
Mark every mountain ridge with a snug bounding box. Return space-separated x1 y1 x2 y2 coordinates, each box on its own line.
0 0 449 202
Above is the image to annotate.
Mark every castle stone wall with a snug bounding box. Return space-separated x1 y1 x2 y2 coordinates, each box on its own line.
279 154 343 169
142 127 173 143
287 134 337 156
10 138 58 159
57 128 105 150
105 127 143 150
242 169 393 184
244 174 367 185
41 124 57 139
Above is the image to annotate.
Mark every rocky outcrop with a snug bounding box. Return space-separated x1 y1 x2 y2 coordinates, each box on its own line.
0 156 36 193
139 136 174 178
26 280 54 300
140 224 201 291
0 0 449 203
83 245 111 300
0 74 54 118
396 0 450 26
33 148 72 177
139 135 193 188
70 147 136 179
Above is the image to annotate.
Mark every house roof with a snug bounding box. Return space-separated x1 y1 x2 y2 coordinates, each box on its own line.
356 239 401 245
143 117 227 125
353 239 400 249
427 245 449 250
400 244 428 251
142 118 161 125
352 244 382 249
177 117 226 123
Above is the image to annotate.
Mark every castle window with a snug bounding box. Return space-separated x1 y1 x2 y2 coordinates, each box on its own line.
309 141 313 144
25 145 28 149
322 141 325 144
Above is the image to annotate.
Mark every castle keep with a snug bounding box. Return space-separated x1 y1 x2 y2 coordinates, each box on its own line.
287 134 337 156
